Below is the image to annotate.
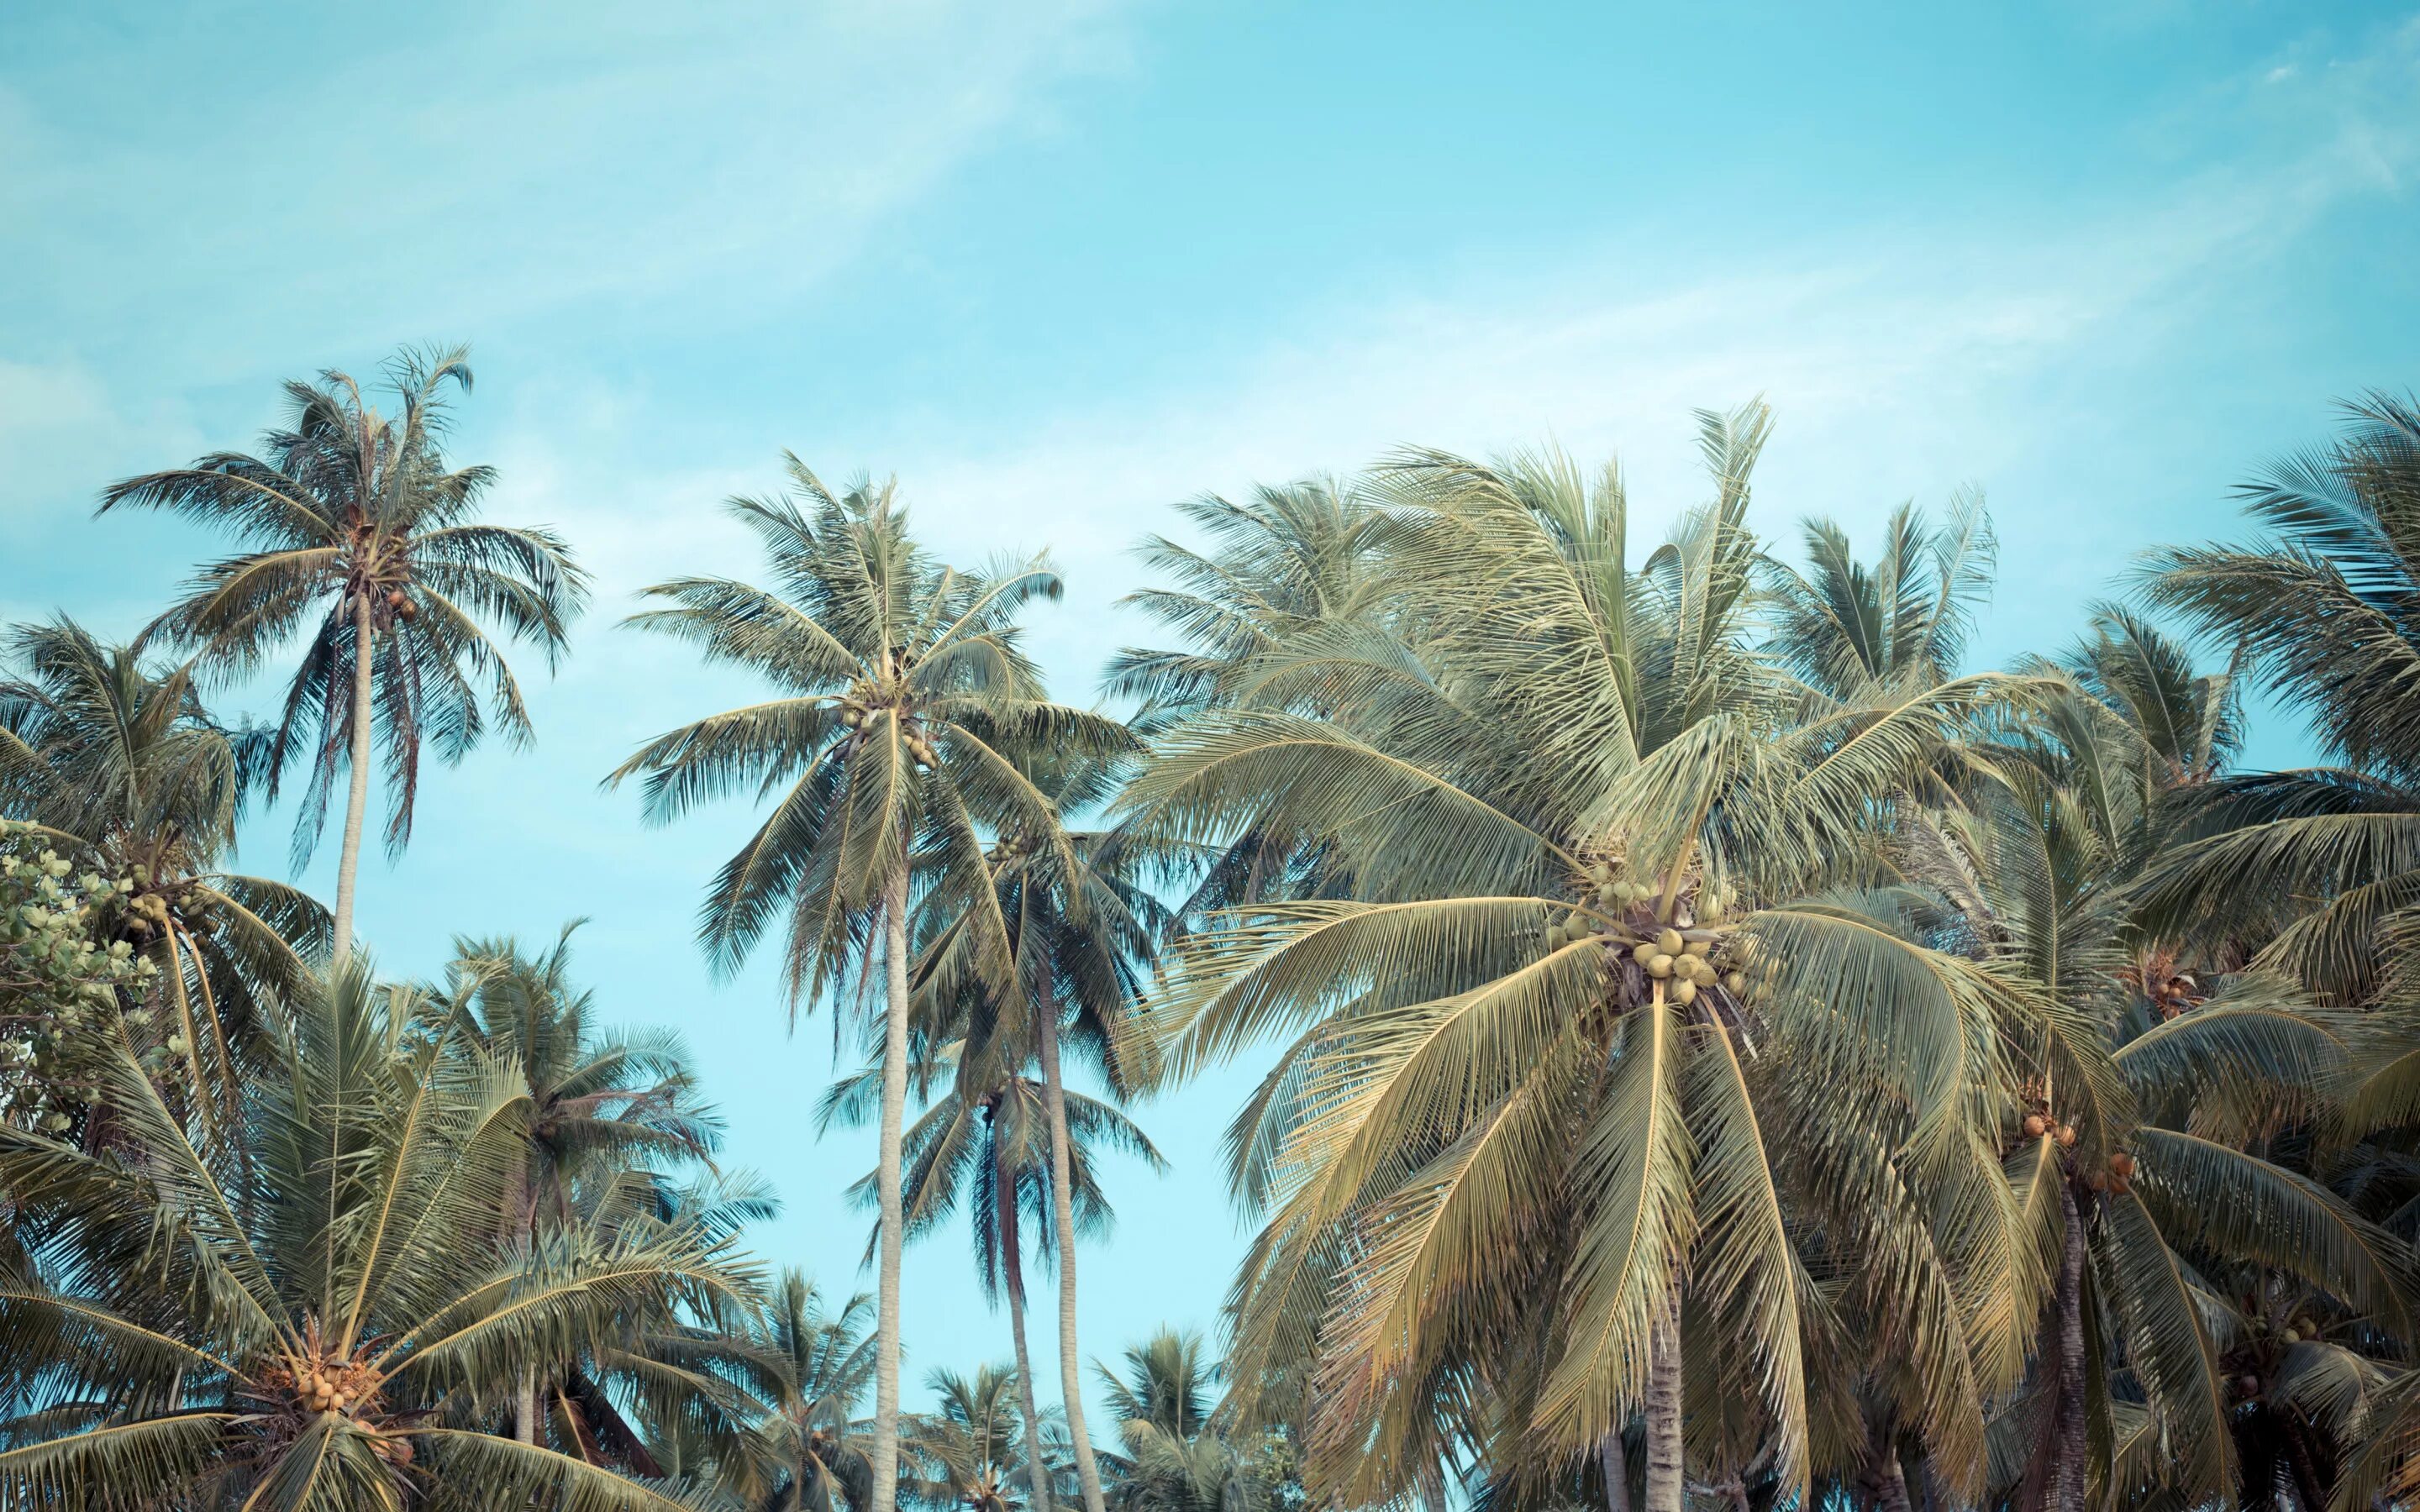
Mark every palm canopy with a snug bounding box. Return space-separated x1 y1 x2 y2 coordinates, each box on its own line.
818 1038 1163 1282
0 958 760 1511
0 617 326 1127
1106 477 1391 726
1760 491 1995 706
1118 407 2034 1504
898 1364 1066 1512
97 344 587 890
608 461 1134 1006
1092 1331 1284 1512
424 922 723 1235
2137 391 2420 1001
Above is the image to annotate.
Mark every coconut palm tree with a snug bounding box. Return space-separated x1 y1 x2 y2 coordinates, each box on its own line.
0 617 327 1134
1093 1330 1286 1512
2134 391 2420 1003
424 923 723 1447
820 1029 1164 1512
1119 410 2033 1512
1760 491 1996 706
899 1363 1066 1512
906 749 1175 1512
742 1272 880 1512
609 463 1132 1512
1106 477 1390 727
97 344 588 963
0 957 760 1509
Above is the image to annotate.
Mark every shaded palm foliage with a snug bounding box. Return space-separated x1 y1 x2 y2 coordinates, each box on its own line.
0 618 326 1134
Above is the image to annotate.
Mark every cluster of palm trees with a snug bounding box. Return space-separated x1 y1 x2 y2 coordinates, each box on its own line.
4 343 2419 1512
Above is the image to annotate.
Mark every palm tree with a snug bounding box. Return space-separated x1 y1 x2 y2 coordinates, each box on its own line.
1119 411 2029 1511
610 463 1131 1512
1093 1330 1284 1512
0 958 760 1509
747 1272 880 1512
1760 491 1995 706
820 1030 1164 1512
97 344 588 963
0 617 327 1132
1107 477 1390 726
2135 391 2420 1003
913 750 1175 1512
424 923 723 1446
899 1363 1065 1512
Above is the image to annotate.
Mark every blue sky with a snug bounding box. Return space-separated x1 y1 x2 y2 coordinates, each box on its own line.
6 0 2419 1420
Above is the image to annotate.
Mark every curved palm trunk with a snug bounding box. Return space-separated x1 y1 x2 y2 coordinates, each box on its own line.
998 1132 1054 1512
332 592 374 966
1036 1001 1107 1512
870 863 913 1512
1644 1292 1684 1512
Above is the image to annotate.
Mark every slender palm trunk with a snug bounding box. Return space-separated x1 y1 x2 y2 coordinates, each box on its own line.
2048 1180 2088 1512
999 1131 1054 1512
1036 1001 1107 1512
1600 1429 1631 1512
332 592 374 966
870 863 913 1512
515 1362 538 1445
1644 1292 1684 1512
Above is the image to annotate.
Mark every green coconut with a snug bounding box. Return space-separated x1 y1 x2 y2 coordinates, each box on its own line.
1645 953 1675 978
1656 927 1685 956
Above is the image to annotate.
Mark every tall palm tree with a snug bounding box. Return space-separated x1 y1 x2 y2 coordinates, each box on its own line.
424 923 723 1446
1120 411 2028 1512
821 1030 1164 1512
610 463 1131 1512
0 958 760 1509
899 1363 1066 1512
0 617 327 1131
97 344 588 962
925 750 1176 1512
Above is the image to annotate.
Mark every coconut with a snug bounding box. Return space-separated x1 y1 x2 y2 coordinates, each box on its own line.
1644 953 1674 978
2055 1125 2078 1149
2282 1326 2302 1343
1723 972 1746 995
1681 937 1707 958
1691 958 1718 987
1544 927 1566 950
2023 1115 2046 1138
1656 927 1685 956
2086 1170 2108 1192
2110 1176 2130 1196
2110 1151 2135 1179
1670 979 1698 1006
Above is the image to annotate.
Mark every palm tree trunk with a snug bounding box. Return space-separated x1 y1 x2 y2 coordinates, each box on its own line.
870 861 913 1512
999 1124 1054 1512
515 1362 539 1445
332 591 374 966
2049 1180 2088 1512
1036 999 1108 1512
1600 1429 1631 1512
1644 1291 1684 1512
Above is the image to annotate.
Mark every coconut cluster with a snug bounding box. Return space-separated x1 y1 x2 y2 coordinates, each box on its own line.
250 1343 413 1464
834 685 939 769
1542 858 1749 1012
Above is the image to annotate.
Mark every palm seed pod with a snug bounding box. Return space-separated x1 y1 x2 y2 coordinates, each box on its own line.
1645 953 1675 978
1656 927 1684 956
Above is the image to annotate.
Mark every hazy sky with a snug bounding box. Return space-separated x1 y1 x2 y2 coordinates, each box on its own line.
6 0 2419 1420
